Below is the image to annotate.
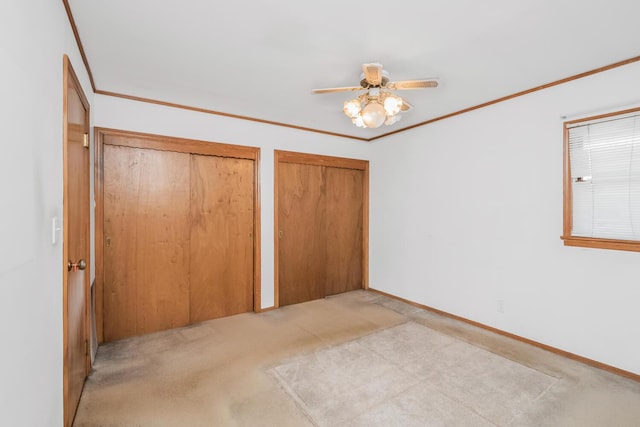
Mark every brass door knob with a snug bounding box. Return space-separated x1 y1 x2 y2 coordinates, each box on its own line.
68 259 87 272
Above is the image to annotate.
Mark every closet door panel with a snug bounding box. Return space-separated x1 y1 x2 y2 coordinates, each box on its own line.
103 145 191 341
278 162 326 306
325 167 364 296
190 155 254 322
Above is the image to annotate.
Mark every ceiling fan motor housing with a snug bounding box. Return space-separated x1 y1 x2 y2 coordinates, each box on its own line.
360 70 390 88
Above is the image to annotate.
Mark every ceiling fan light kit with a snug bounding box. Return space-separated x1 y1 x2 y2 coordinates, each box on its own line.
343 90 404 129
361 100 387 128
314 62 438 129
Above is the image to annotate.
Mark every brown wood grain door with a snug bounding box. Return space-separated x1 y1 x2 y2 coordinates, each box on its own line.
325 167 364 296
103 145 191 341
100 136 257 341
190 155 254 322
277 156 366 307
278 163 326 306
63 57 90 427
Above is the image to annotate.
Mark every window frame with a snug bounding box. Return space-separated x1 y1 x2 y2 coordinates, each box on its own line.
562 106 640 252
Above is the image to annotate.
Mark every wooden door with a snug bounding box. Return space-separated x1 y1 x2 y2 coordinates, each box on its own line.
63 57 90 427
278 163 326 306
99 133 258 342
325 167 364 296
103 145 191 341
277 152 367 307
190 155 254 322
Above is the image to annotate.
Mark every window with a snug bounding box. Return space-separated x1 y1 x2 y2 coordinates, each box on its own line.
563 107 640 252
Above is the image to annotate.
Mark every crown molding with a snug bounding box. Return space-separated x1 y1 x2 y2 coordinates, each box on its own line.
62 1 640 143
94 90 369 141
62 0 96 92
370 55 640 141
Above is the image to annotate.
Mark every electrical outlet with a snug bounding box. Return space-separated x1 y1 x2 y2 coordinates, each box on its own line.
497 299 505 314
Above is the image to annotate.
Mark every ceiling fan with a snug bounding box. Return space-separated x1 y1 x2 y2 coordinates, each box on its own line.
312 62 438 129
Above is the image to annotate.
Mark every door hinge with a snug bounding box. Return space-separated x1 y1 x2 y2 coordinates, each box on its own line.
85 339 89 356
83 133 89 149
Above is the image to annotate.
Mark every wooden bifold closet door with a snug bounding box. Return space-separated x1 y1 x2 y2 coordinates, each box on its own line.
278 163 326 305
277 152 367 307
102 137 255 342
104 145 191 341
189 154 254 323
324 166 364 296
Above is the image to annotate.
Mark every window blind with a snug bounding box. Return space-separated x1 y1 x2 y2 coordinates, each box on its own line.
568 113 640 240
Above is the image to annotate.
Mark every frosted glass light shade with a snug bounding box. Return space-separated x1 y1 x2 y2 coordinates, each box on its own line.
352 114 366 128
361 102 386 128
343 99 361 118
383 94 403 116
385 114 402 126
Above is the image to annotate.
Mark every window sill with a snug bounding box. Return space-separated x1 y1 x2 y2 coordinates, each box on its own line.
561 236 640 253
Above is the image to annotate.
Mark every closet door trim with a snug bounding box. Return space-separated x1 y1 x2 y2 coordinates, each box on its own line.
276 150 368 170
95 127 261 343
274 150 369 308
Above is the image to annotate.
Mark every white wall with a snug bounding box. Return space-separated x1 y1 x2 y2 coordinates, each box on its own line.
94 95 372 308
369 61 640 375
0 1 93 426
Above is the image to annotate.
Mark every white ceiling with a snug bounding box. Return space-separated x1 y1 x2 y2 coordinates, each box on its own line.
68 0 640 140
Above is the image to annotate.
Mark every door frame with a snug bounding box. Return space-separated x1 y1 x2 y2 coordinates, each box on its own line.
94 128 261 343
274 150 370 307
62 55 91 427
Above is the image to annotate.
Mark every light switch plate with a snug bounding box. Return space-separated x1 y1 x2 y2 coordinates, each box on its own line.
52 216 61 245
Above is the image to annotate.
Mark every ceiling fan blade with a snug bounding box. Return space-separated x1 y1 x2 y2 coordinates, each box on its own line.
387 79 439 90
400 98 413 111
311 86 365 94
362 63 383 86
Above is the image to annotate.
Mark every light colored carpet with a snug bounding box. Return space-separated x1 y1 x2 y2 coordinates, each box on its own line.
73 291 640 426
270 321 557 426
